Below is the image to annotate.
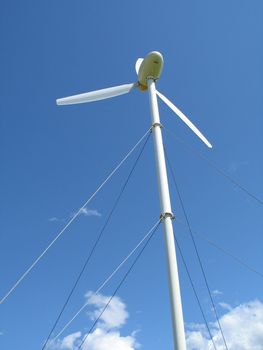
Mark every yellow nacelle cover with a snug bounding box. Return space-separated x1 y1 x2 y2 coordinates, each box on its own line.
138 51 164 90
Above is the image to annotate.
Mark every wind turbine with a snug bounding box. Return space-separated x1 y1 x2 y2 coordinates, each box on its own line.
56 51 212 350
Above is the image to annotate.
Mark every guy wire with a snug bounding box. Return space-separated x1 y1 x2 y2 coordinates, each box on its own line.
42 131 151 349
165 147 229 350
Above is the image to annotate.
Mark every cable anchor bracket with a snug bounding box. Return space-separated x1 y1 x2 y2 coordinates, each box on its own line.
160 212 175 221
151 122 163 132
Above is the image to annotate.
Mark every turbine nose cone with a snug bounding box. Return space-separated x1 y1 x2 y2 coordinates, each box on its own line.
148 51 164 62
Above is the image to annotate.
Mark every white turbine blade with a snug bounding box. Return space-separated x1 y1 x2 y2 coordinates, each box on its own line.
135 58 144 75
56 83 136 105
156 90 212 148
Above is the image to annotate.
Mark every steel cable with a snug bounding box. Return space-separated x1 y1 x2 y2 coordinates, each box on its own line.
175 218 263 280
46 219 161 348
0 128 150 305
164 127 263 206
41 131 151 349
76 220 161 350
174 234 218 350
165 149 229 350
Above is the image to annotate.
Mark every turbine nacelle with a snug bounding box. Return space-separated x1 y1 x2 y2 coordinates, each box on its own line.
136 51 164 91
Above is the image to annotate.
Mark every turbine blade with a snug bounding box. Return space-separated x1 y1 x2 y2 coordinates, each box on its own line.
156 90 212 148
135 58 144 75
56 83 136 105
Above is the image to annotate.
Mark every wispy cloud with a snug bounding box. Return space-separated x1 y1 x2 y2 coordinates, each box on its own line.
50 292 139 350
228 160 248 174
212 289 223 296
48 217 64 223
186 299 263 350
70 207 102 219
78 208 102 217
218 302 232 311
49 207 102 223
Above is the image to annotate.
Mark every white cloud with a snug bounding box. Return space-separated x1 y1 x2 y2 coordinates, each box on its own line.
78 208 102 217
55 332 81 350
70 208 102 219
228 160 248 174
186 300 263 350
212 290 223 296
85 291 128 329
218 302 232 311
81 328 137 350
48 217 62 222
51 292 138 350
50 208 101 223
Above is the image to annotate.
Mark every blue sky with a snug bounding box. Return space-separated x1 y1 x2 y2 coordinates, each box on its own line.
1 1 263 349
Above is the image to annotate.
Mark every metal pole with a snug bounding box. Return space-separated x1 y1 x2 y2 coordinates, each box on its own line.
148 78 187 350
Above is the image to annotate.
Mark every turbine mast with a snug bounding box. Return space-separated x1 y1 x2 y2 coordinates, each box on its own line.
148 78 186 350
